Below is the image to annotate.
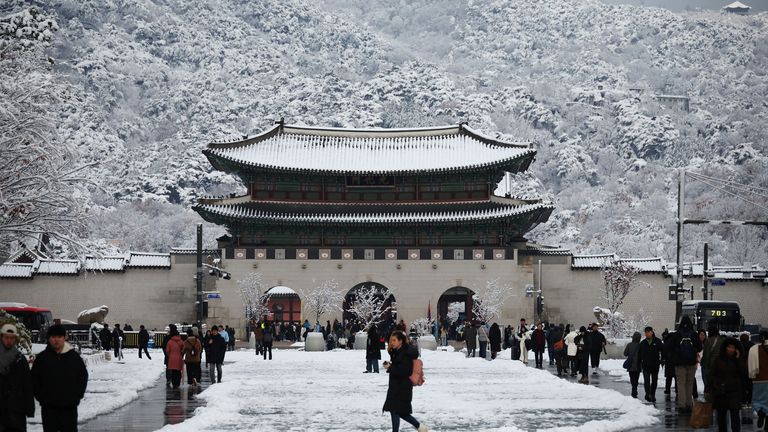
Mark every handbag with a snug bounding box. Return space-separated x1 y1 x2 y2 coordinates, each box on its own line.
689 401 713 429
622 357 632 370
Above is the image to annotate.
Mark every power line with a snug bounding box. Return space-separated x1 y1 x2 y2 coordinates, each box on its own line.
690 175 768 214
687 172 768 198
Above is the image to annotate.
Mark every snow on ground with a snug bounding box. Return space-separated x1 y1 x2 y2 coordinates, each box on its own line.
598 359 705 391
28 348 165 431
161 348 658 432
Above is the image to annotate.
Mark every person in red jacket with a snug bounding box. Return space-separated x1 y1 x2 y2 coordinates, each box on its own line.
531 322 547 369
165 328 184 388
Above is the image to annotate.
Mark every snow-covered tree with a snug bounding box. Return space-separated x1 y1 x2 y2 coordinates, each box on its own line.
446 301 464 324
411 317 435 337
345 284 394 330
472 279 514 323
299 280 344 325
599 262 650 338
238 273 272 321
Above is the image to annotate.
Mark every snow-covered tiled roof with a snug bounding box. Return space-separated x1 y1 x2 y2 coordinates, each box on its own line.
0 263 34 278
571 255 666 272
205 123 536 174
619 258 667 273
170 248 221 255
6 246 49 263
724 1 750 9
267 286 298 296
571 254 617 268
126 252 171 268
84 256 127 271
194 201 553 225
36 259 80 275
521 245 572 256
667 262 765 280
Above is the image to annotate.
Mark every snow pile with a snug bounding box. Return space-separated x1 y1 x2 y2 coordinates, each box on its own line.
28 349 165 430
160 349 658 431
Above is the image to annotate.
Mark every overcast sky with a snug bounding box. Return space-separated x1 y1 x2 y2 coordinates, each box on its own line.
599 0 767 13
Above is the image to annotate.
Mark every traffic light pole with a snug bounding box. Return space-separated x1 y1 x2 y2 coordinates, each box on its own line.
675 169 685 326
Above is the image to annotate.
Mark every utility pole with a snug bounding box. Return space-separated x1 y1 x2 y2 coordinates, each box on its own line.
702 242 709 300
196 223 203 327
675 169 685 325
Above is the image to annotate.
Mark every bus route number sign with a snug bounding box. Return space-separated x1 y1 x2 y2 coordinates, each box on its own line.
708 310 727 317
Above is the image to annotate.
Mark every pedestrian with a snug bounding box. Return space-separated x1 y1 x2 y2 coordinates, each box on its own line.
464 321 477 358
165 327 184 389
382 330 428 432
227 326 236 351
205 326 226 383
575 326 589 384
710 337 746 432
202 329 211 366
489 323 502 360
662 329 677 397
624 331 642 398
589 323 606 374
669 316 702 413
31 324 88 432
740 333 755 406
262 322 273 360
138 325 151 360
519 329 532 365
702 324 724 391
531 323 546 369
163 324 177 386
112 323 124 361
565 326 579 377
748 329 768 430
553 326 567 377
98 323 111 352
219 325 230 348
477 322 489 360
253 322 264 356
0 323 35 432
440 326 448 347
637 326 663 402
366 325 381 373
183 329 202 386
546 324 559 367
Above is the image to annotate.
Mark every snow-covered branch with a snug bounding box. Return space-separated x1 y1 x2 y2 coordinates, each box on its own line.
299 279 343 324
472 279 514 323
344 284 394 330
237 273 272 321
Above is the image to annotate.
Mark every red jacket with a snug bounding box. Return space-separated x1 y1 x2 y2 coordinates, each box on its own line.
165 335 184 370
532 329 546 352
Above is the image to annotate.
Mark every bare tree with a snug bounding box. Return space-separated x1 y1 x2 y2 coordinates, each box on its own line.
599 261 649 338
446 301 464 324
345 284 394 330
238 272 272 321
411 317 435 337
299 279 343 325
472 279 514 323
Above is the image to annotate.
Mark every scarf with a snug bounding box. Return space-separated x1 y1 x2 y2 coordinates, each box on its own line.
0 343 19 375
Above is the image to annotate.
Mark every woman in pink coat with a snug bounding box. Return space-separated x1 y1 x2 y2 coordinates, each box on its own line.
165 329 184 388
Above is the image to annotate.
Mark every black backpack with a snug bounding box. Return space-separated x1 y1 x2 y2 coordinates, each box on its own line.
677 331 697 364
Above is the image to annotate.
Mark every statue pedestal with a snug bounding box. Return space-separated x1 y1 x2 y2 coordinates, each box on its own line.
418 335 437 351
305 332 325 352
353 331 367 350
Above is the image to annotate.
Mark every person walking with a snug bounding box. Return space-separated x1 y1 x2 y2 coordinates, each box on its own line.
262 322 273 360
702 324 724 391
531 323 546 369
520 329 532 365
162 324 177 386
624 331 642 398
637 326 663 402
575 326 589 384
219 325 230 348
669 316 702 413
464 321 477 358
382 331 428 432
112 323 124 361
589 323 606 374
31 324 88 432
98 323 111 352
165 328 184 389
662 329 677 397
477 323 489 360
205 326 226 383
227 326 236 351
710 337 746 432
748 329 768 430
138 325 151 360
740 333 755 408
0 324 35 432
253 322 264 356
366 326 381 373
546 324 561 367
565 326 579 377
489 323 502 360
182 329 202 386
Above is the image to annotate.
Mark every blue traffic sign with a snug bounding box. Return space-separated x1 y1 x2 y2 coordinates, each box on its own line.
710 279 726 286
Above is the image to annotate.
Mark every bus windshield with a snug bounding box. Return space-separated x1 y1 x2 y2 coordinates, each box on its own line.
697 306 741 332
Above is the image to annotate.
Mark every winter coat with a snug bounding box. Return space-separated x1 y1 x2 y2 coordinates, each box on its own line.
253 326 264 341
138 329 150 347
710 356 746 410
667 322 702 367
112 328 125 346
702 335 724 372
623 332 642 373
489 325 502 352
367 329 381 360
589 331 606 354
383 344 418 415
0 350 35 430
182 336 202 364
565 331 579 357
662 332 677 378
165 335 184 371
99 328 112 350
464 326 477 349
638 336 664 372
531 329 546 352
205 334 227 364
31 342 88 408
477 326 489 343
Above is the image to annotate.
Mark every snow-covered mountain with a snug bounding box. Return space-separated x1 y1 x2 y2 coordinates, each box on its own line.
2 0 766 265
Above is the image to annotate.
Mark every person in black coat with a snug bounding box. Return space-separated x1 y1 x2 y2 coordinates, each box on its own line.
366 326 381 373
98 323 111 351
138 325 151 360
112 323 125 360
0 324 35 432
205 326 227 383
489 323 502 360
383 330 426 432
531 323 547 369
588 323 606 373
637 326 664 402
31 325 88 432
710 337 747 432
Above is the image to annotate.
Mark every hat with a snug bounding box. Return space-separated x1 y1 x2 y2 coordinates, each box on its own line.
1 324 18 336
47 324 66 337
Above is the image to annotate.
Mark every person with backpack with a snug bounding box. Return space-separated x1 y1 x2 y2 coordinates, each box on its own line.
624 332 642 398
182 329 202 386
668 316 702 413
748 329 768 431
382 330 428 432
638 326 663 402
